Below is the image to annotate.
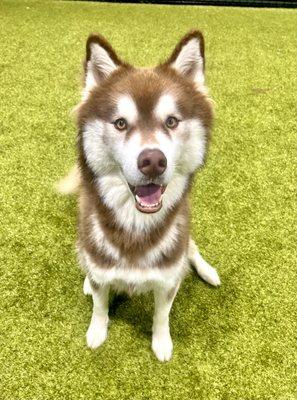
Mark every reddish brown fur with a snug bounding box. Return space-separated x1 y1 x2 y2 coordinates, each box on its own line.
77 31 213 269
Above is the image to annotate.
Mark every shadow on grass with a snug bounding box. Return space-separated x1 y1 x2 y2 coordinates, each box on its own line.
104 268 226 345
108 292 153 340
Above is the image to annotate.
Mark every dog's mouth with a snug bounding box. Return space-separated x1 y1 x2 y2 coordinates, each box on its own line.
129 183 166 213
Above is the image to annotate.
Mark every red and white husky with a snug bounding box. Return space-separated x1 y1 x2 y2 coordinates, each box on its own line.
59 30 220 361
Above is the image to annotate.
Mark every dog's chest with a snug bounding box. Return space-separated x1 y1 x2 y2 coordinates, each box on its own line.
78 211 189 293
80 246 188 294
89 211 182 268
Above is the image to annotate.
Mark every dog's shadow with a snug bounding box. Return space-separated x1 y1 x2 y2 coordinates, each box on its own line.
108 292 153 339
106 273 214 342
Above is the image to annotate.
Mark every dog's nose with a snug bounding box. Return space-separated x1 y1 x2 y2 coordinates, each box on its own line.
137 149 167 178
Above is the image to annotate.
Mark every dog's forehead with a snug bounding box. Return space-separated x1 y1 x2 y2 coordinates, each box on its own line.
79 66 212 129
116 93 178 124
112 69 179 121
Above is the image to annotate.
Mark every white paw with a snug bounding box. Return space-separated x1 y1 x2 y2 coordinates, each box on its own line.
83 276 92 295
86 319 108 349
152 333 173 362
197 261 221 287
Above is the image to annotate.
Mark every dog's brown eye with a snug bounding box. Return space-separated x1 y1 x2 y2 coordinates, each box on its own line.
165 116 179 129
114 118 128 131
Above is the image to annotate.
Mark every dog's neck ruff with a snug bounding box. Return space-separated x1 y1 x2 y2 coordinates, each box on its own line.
78 154 190 269
79 174 189 269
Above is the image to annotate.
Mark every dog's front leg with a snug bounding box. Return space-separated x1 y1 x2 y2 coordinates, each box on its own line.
86 281 110 349
152 284 179 362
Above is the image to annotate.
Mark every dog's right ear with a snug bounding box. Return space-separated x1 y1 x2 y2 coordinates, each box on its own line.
82 34 123 100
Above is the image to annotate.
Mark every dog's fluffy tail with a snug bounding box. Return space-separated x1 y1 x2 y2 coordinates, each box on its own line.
56 164 81 195
188 238 221 286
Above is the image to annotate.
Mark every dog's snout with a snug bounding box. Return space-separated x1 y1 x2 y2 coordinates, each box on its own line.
137 149 167 178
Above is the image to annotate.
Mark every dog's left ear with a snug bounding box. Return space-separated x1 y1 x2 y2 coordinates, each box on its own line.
165 30 205 88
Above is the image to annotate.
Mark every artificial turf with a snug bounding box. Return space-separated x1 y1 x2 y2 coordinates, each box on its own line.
0 0 296 398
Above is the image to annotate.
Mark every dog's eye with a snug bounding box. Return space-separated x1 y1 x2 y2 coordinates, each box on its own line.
114 118 128 131
165 116 179 129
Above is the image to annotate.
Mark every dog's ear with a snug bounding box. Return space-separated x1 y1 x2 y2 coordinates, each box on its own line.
83 33 123 99
166 30 205 88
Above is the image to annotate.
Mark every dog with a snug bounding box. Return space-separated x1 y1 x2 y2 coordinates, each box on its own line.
58 30 220 362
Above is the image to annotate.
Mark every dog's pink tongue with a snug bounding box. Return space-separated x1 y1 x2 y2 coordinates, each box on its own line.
135 184 162 205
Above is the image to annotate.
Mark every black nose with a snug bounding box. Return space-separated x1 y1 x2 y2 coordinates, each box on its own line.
137 149 167 179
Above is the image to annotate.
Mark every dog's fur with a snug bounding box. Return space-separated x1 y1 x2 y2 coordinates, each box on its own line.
58 30 220 361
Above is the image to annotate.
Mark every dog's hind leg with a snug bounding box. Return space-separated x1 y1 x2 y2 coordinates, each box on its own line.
188 238 221 287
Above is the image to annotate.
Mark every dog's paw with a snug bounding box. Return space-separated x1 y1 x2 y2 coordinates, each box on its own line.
152 333 173 362
197 261 221 287
83 276 92 295
86 319 108 349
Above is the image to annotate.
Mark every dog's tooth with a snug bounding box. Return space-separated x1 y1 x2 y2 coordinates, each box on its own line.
138 201 163 209
135 195 141 203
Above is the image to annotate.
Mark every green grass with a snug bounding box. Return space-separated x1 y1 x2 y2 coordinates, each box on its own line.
0 1 296 399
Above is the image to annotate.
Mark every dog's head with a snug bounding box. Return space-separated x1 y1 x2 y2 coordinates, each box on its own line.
77 31 213 214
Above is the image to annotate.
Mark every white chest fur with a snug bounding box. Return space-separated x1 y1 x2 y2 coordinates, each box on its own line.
79 248 188 295
78 210 189 294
